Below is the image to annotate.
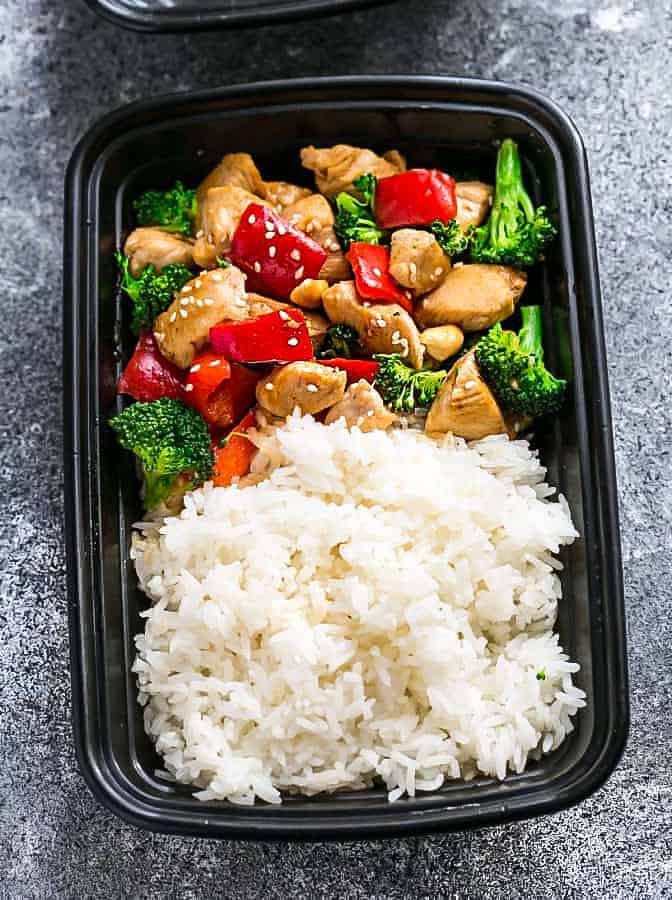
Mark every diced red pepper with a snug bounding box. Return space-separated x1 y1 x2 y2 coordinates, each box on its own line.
320 358 379 384
230 203 327 299
210 309 314 364
212 411 258 487
346 243 413 313
375 169 457 228
184 348 260 428
117 332 185 402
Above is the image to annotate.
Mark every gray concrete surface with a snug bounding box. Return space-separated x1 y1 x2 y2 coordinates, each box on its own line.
0 0 671 897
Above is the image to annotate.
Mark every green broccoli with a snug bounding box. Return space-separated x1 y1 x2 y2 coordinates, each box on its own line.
373 354 448 413
333 174 386 250
117 252 192 334
110 398 214 509
316 324 362 360
470 139 557 268
133 181 197 236
475 305 567 417
429 218 469 257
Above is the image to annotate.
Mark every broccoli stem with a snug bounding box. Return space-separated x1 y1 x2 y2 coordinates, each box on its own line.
489 139 536 247
518 305 544 362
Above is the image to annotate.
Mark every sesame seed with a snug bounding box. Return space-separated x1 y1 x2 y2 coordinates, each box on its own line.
203 298 214 306
514 421 521 433
209 359 221 367
277 224 286 235
306 384 318 393
248 214 256 224
278 310 290 321
287 337 299 346
185 383 194 392
375 317 386 327
194 279 202 288
180 309 188 319
372 267 382 277
196 299 203 307
409 262 417 275
180 297 189 306
276 204 283 213
391 330 401 342
254 261 261 273
434 267 443 277
195 229 204 239
207 235 215 245
265 232 275 240
211 271 223 282
367 409 374 416
269 245 277 258
190 364 201 373
265 382 274 390
305 223 314 233
294 266 305 280
169 312 177 323
181 285 192 294
153 331 164 341
290 249 301 261
464 380 476 389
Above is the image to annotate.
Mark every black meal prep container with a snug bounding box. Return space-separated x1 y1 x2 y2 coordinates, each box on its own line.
85 0 390 32
63 76 628 839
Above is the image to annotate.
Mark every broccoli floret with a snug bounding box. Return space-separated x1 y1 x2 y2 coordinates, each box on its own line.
117 252 192 334
470 139 557 268
429 218 469 256
110 398 214 509
475 305 567 417
317 324 362 360
133 181 197 236
373 354 448 413
333 174 387 250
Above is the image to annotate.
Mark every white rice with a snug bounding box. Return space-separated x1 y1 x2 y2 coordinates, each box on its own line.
131 413 585 805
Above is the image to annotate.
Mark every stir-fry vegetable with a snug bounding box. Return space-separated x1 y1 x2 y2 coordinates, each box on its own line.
110 398 213 509
184 348 260 428
375 169 457 229
429 219 470 257
116 252 192 334
346 243 412 312
133 181 197 236
470 140 556 268
316 324 361 360
211 410 258 486
475 305 566 417
210 309 313 364
373 353 448 413
118 333 186 403
333 174 385 250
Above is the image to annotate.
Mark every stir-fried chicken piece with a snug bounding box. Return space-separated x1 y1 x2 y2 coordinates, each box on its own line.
300 144 405 197
415 264 527 332
283 193 350 282
290 278 330 309
425 350 510 440
455 181 493 232
324 380 397 432
123 228 194 278
322 281 424 369
153 266 249 369
247 294 329 352
256 361 346 418
196 153 265 210
192 186 273 269
389 229 449 294
263 181 312 214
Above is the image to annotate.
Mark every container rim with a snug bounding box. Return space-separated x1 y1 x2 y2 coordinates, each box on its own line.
64 74 628 839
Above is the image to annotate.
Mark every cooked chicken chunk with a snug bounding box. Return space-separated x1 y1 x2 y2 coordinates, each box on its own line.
322 281 424 369
263 181 312 214
290 278 330 309
389 229 449 294
123 228 194 278
256 361 346 418
455 181 493 232
301 144 405 197
283 193 350 282
196 153 265 210
192 185 273 269
425 350 509 440
419 324 464 362
324 380 397 432
415 264 527 332
246 294 329 352
153 266 248 369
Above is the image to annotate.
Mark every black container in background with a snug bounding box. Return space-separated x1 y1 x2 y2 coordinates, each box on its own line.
85 0 391 31
63 76 628 839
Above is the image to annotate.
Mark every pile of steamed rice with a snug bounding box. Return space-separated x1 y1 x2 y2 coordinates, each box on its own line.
132 413 585 805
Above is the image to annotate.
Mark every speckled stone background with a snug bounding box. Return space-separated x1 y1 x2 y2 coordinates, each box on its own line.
1 0 671 897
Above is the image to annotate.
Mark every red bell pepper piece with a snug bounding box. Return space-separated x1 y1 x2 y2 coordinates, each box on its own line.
117 332 185 402
184 348 260 428
375 169 457 228
346 243 413 313
320 358 379 384
212 411 258 487
229 203 327 299
210 309 313 364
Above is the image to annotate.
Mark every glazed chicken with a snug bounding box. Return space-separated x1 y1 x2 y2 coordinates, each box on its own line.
415 264 527 332
301 144 405 197
425 350 510 440
196 153 265 209
324 380 397 432
153 266 249 369
389 229 449 294
455 182 493 232
256 361 347 418
283 194 350 282
263 181 313 214
192 185 273 269
123 227 194 278
322 281 424 369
